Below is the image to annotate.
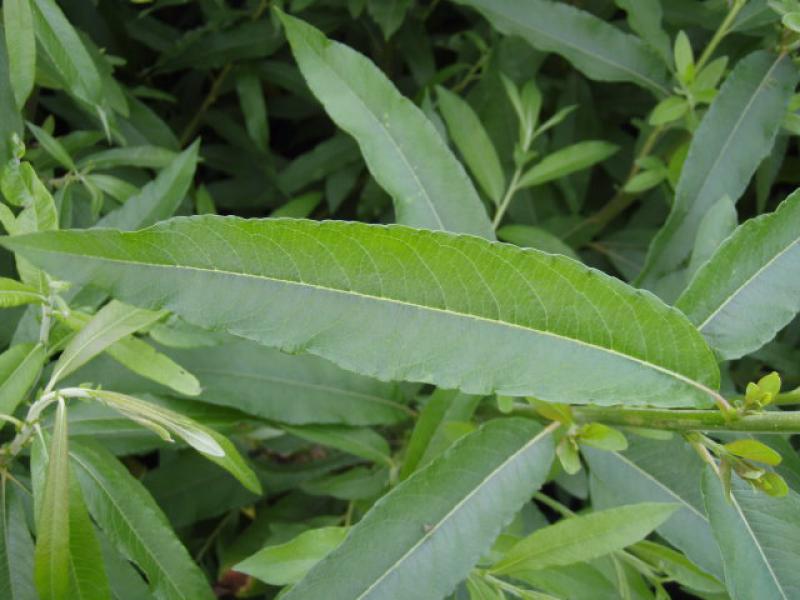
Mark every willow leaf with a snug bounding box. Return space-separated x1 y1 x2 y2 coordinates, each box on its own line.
493 503 677 575
0 342 45 417
639 51 798 290
702 469 800 599
0 477 36 600
452 0 670 95
278 11 494 238
69 440 215 600
285 418 555 600
677 189 800 360
584 437 724 580
1 216 721 407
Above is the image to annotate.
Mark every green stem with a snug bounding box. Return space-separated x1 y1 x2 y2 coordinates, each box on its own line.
695 0 747 73
492 167 523 229
563 406 800 433
774 387 800 405
567 125 664 242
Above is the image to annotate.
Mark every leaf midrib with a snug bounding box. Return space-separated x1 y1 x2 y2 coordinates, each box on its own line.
354 424 555 599
33 246 717 401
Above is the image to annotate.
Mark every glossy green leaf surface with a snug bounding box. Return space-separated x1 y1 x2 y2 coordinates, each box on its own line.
1 216 721 407
677 189 800 360
453 0 670 95
703 469 800 599
278 11 494 238
639 51 798 290
284 418 555 600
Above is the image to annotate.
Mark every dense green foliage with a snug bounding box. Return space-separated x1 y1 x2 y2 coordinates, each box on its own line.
2 1 800 599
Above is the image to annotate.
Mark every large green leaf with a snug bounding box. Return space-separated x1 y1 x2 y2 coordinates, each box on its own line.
584 436 724 580
2 216 721 407
677 189 800 360
492 503 677 575
703 469 800 599
284 418 555 600
278 11 494 238
0 477 36 600
69 440 215 600
452 0 670 95
638 51 798 291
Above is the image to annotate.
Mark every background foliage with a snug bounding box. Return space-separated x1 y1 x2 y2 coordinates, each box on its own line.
2 0 800 599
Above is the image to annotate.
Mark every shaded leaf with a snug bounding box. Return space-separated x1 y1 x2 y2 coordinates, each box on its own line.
284 419 555 600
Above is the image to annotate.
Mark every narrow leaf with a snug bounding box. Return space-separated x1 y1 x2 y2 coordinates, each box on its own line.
0 29 23 165
97 140 199 231
1 216 721 408
33 400 70 600
453 0 670 95
517 141 618 189
69 440 216 600
0 277 43 308
677 189 800 360
436 86 505 205
283 425 392 467
0 342 45 418
493 503 677 575
278 11 494 238
639 51 798 290
31 0 102 106
236 527 347 586
52 300 164 384
3 0 36 108
583 437 725 580
702 469 800 599
0 477 36 600
284 419 555 600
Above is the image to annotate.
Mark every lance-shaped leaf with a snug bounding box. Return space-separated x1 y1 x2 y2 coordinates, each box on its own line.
0 477 36 600
584 437 724 580
452 0 670 95
702 468 800 599
80 388 260 493
492 503 677 575
69 440 216 600
97 140 199 231
639 51 798 289
1 216 721 407
51 300 164 385
0 30 23 165
3 0 36 109
278 11 494 239
677 189 800 360
284 418 555 600
31 400 107 600
0 342 45 417
0 277 44 308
